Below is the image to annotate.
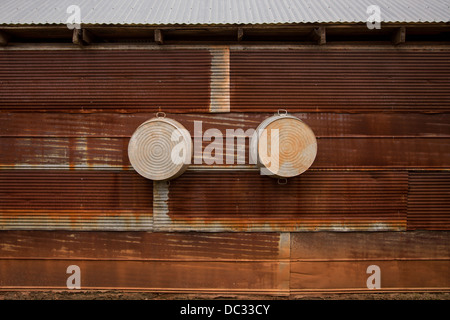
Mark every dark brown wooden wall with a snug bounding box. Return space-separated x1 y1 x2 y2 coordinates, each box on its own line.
0 45 449 294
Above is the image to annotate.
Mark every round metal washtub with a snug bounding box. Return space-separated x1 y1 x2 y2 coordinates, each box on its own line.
250 110 317 178
128 113 192 181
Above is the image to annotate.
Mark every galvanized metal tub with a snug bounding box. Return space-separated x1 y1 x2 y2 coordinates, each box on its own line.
250 111 317 178
128 113 192 181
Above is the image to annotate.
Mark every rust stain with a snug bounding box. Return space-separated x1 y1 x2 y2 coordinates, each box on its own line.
1 136 448 170
254 114 317 178
0 231 284 260
161 171 408 232
2 113 450 138
0 231 447 293
0 46 449 295
1 110 449 170
0 170 152 230
2 169 447 232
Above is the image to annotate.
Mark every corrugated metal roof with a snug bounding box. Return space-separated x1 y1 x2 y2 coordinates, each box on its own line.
0 0 448 26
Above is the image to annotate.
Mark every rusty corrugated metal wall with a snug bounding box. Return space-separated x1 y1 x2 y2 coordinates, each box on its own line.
0 50 212 111
230 50 450 111
0 45 449 295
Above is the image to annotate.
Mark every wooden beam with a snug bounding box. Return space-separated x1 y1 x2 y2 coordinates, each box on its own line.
237 28 244 41
310 27 326 45
0 31 10 46
73 29 95 46
154 29 163 45
72 29 82 45
81 29 95 45
392 27 406 45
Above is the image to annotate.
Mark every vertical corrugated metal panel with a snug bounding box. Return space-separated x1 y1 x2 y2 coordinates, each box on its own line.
0 171 153 230
230 50 450 112
0 50 212 111
160 171 408 232
408 172 450 231
209 46 230 113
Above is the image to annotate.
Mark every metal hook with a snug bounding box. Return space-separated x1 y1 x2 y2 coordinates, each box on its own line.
156 111 166 118
277 109 288 116
277 178 288 185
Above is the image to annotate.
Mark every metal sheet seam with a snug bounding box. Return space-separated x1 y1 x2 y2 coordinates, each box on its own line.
209 46 230 113
153 180 170 231
278 232 290 291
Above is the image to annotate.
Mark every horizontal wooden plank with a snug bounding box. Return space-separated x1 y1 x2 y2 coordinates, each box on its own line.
1 112 449 138
1 137 448 169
